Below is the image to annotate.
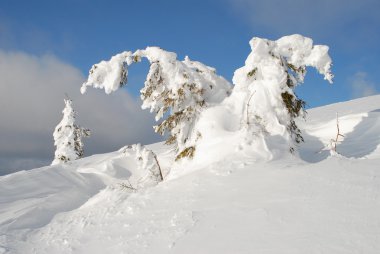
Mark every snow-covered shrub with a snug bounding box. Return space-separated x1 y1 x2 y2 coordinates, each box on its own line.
81 47 231 160
122 144 163 188
52 99 90 165
232 34 333 152
318 112 345 156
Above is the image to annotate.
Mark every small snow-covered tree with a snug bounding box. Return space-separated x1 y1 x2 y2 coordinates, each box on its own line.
81 47 231 160
52 99 90 165
232 34 333 152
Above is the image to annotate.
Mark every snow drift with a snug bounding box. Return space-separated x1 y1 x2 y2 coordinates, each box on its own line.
1 95 380 254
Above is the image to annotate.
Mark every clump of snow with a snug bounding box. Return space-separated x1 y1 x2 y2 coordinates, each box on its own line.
275 35 333 83
80 51 133 94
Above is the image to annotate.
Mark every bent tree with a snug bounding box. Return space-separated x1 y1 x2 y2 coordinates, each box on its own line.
232 34 333 151
81 47 231 160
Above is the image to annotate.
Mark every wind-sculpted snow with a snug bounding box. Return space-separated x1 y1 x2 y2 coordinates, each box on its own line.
2 101 380 254
0 96 380 253
0 144 172 253
299 95 380 161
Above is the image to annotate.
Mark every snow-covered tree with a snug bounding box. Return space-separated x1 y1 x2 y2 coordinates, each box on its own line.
52 99 90 165
232 34 333 152
81 47 231 160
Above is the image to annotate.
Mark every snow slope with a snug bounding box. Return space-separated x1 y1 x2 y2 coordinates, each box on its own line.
1 95 380 254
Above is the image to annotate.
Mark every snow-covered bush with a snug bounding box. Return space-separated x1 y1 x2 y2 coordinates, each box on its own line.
231 34 333 152
121 144 163 188
52 99 90 165
318 112 345 156
81 47 231 160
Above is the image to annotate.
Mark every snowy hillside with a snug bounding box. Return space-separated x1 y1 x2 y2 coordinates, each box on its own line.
1 94 380 254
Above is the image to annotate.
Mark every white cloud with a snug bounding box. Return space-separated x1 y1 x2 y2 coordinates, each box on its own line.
0 50 162 175
349 71 378 99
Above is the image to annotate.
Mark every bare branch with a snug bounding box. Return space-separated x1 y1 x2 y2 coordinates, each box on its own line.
332 112 344 152
246 91 256 126
119 180 137 191
153 154 164 181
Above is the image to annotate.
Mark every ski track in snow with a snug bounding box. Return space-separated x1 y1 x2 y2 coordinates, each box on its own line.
1 95 380 253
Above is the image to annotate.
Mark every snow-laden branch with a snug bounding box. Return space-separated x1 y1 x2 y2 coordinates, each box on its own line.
81 51 133 94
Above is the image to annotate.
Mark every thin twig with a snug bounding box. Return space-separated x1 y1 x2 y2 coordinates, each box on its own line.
153 154 164 181
246 91 256 126
333 112 344 152
119 180 137 191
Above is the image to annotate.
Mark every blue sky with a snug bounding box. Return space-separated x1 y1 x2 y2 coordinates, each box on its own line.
1 0 379 104
0 0 379 174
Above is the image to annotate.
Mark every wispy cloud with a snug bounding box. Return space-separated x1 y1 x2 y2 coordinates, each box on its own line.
0 50 161 175
349 71 378 99
226 0 380 40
